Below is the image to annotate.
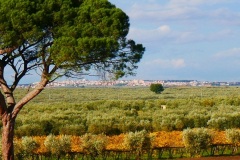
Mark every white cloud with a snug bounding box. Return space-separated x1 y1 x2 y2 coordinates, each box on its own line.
157 25 171 33
128 26 206 44
130 4 203 22
129 0 240 27
128 23 238 46
128 25 173 43
145 58 186 69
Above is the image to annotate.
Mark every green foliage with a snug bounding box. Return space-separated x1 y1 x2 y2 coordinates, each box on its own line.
150 83 164 94
124 130 146 152
59 124 86 136
207 117 229 130
225 129 240 145
0 0 145 81
11 86 240 136
40 120 56 135
6 86 240 159
226 96 240 106
200 99 215 107
14 139 24 160
183 128 213 157
21 137 39 158
123 130 155 159
15 124 45 137
44 134 59 155
81 133 108 158
124 130 153 157
44 134 71 157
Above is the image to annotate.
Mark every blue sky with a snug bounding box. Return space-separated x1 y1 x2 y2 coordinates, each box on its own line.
108 0 240 81
7 0 240 84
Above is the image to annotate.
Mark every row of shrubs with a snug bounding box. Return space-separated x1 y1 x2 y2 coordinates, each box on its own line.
183 128 240 157
8 131 152 160
13 111 240 137
4 128 240 159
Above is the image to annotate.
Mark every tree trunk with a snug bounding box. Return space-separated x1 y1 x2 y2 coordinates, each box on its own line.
2 113 15 160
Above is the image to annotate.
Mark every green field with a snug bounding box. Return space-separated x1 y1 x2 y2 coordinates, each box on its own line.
13 86 240 137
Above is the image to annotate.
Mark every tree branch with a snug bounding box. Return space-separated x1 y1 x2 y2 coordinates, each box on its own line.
0 91 7 116
12 76 48 119
0 61 16 108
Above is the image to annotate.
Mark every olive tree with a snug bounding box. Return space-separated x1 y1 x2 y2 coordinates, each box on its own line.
150 83 164 94
0 0 145 159
183 128 213 157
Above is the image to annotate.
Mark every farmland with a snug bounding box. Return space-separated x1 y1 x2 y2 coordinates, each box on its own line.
13 86 240 136
8 86 240 159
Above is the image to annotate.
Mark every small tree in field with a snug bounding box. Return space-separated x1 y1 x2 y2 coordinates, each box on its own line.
0 0 145 159
150 83 164 94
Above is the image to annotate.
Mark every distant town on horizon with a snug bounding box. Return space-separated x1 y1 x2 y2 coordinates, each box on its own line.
18 79 240 88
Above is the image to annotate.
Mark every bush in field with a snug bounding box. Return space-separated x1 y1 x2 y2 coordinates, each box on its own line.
124 130 153 159
152 117 162 131
21 136 39 158
81 133 108 158
137 120 152 131
44 134 71 158
44 134 58 155
174 119 185 130
207 117 229 130
225 128 240 145
152 114 186 132
124 130 146 152
58 135 72 154
186 113 210 128
150 83 164 94
200 99 215 107
230 113 240 128
15 124 45 137
14 139 24 160
160 119 174 131
87 117 115 135
183 128 213 157
117 117 138 133
59 124 86 136
225 97 240 106
40 120 57 135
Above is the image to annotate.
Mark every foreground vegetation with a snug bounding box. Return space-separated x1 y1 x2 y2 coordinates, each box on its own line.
5 86 240 159
4 129 240 159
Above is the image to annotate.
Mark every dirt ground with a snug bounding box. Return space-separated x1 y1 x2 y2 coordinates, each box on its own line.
176 156 240 160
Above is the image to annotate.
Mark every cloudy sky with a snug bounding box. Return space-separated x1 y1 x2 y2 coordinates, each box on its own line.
6 0 240 84
109 0 240 81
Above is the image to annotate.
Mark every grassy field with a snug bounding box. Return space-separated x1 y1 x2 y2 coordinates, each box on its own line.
11 86 240 137
15 86 240 102
7 86 240 159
